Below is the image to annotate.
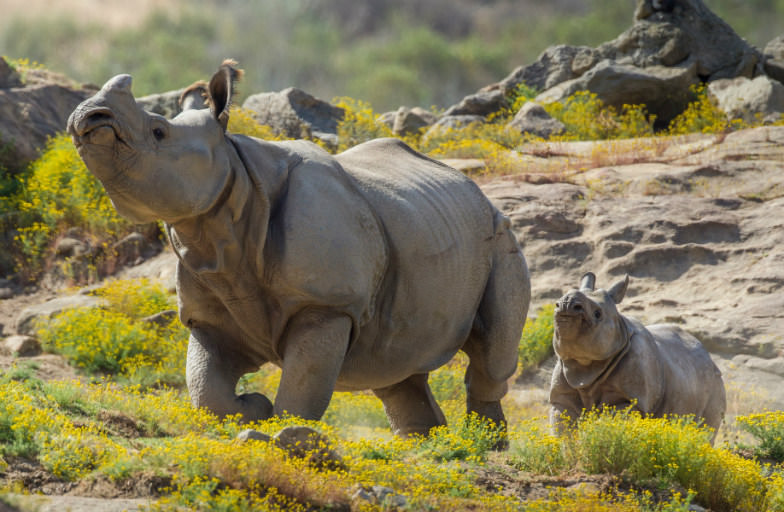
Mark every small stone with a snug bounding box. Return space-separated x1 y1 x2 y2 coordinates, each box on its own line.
273 426 342 469
0 288 13 300
236 429 271 443
3 335 42 357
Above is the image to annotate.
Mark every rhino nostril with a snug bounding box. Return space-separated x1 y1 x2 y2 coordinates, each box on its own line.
574 304 582 311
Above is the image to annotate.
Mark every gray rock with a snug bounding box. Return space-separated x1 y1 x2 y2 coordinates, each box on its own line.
443 89 509 118
507 102 565 139
0 288 13 300
242 87 344 143
0 80 90 168
236 428 272 443
15 294 102 335
764 35 784 60
494 45 598 95
763 36 784 85
391 106 436 136
55 237 88 258
136 89 185 119
0 57 23 89
112 232 161 267
423 115 484 140
708 76 784 123
618 0 761 79
536 59 697 127
272 426 342 468
141 310 177 328
2 335 41 357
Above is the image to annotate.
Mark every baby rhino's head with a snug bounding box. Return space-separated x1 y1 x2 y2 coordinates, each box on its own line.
553 272 630 366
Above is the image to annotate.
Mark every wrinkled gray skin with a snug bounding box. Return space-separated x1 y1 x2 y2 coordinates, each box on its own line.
549 272 725 442
67 62 531 438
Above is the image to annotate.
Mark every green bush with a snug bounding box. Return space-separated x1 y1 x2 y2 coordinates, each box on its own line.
519 304 555 374
9 134 131 279
545 91 656 140
37 279 187 386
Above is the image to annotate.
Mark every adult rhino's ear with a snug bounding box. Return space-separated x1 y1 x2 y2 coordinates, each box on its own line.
607 275 629 304
579 272 596 291
207 58 244 131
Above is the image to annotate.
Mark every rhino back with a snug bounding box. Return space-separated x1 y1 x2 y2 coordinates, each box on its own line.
647 323 724 418
334 139 497 387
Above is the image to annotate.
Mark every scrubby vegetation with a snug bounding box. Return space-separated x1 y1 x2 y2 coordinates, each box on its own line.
0 278 780 510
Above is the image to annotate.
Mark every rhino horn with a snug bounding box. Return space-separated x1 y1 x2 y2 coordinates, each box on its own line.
607 275 630 304
207 58 244 130
579 272 596 291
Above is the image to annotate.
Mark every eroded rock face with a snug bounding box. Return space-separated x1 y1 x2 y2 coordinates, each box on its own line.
484 126 784 360
483 125 784 407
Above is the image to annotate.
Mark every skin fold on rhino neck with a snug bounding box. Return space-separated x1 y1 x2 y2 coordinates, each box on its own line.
166 143 258 277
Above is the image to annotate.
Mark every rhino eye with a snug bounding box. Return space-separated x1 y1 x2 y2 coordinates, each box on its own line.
152 127 166 141
594 310 602 320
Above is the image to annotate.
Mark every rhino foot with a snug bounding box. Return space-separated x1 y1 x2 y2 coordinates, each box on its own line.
467 397 508 450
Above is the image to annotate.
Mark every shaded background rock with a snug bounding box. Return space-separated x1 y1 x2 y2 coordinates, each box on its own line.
242 87 344 146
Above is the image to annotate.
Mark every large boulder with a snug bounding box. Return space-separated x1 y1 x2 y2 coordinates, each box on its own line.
507 102 565 139
0 61 92 168
446 0 760 125
442 89 509 118
0 58 22 89
242 87 345 143
536 60 698 127
763 36 784 85
15 293 102 336
490 45 600 96
607 0 761 79
136 89 185 119
708 76 784 123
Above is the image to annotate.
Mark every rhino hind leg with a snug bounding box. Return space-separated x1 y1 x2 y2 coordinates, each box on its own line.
462 219 530 438
373 373 446 438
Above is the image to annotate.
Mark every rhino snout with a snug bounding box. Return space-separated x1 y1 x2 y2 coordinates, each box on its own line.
68 107 121 149
555 292 601 325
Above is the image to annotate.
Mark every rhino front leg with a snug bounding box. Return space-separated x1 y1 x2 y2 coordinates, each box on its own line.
186 327 273 421
274 309 352 420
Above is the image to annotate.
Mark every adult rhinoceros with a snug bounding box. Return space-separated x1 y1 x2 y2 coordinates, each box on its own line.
549 272 725 442
67 60 530 438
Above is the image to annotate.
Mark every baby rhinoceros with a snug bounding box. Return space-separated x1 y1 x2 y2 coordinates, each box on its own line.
548 273 725 442
66 60 531 442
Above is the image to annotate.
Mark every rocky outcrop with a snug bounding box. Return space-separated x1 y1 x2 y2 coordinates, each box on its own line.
482 125 784 405
0 58 93 168
446 0 772 133
535 60 698 127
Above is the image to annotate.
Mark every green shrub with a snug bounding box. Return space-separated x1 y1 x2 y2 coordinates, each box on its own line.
36 279 187 386
545 91 656 140
334 97 393 152
737 411 784 462
667 83 743 135
519 304 555 373
11 133 130 279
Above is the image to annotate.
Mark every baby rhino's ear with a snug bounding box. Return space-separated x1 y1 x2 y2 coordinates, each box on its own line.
607 275 629 304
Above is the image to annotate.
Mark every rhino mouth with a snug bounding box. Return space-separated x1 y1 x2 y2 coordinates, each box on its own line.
68 107 125 149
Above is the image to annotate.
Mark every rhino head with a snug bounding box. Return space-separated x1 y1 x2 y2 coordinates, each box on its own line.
67 60 242 224
553 272 630 368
